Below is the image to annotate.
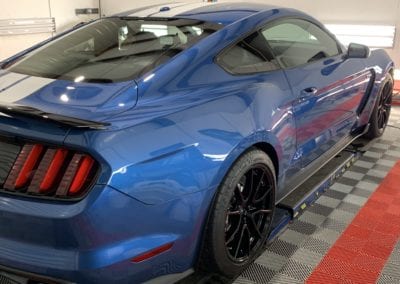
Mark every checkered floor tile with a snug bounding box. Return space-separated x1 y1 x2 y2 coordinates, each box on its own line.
235 106 400 284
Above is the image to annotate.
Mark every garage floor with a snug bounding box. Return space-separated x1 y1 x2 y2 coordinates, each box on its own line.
235 106 400 284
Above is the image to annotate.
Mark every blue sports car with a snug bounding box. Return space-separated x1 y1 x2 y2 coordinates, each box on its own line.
0 2 394 283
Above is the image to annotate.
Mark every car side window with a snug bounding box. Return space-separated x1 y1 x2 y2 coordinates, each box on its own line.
261 19 341 68
218 31 280 74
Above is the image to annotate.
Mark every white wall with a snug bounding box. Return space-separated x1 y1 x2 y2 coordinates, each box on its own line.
100 0 196 16
0 0 99 60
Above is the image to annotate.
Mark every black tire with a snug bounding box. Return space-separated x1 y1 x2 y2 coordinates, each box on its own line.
198 148 276 279
364 74 394 139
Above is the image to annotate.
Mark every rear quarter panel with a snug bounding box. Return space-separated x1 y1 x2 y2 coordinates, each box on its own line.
65 7 311 205
65 71 296 205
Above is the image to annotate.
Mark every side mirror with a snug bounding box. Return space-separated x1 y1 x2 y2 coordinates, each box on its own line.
347 43 370 59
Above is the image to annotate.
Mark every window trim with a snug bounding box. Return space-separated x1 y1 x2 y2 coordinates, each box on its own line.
215 16 344 76
215 30 281 76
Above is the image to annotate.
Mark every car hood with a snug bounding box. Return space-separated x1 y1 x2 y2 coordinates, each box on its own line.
0 70 138 123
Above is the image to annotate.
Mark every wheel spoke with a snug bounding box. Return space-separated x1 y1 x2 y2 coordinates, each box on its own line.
251 171 265 203
384 93 392 104
234 224 247 259
382 111 388 126
254 186 272 204
252 209 273 215
245 226 252 253
248 215 263 238
226 214 244 245
378 109 385 128
378 82 393 128
235 182 246 205
228 210 241 216
224 164 275 261
378 108 388 129
244 169 255 203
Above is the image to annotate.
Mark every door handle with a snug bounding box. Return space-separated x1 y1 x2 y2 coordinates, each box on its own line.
299 87 318 100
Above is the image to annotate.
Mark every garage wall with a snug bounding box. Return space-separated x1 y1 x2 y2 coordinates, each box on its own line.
99 0 198 16
0 0 99 61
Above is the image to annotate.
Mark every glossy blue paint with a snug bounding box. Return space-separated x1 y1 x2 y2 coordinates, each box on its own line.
0 70 138 122
288 55 372 168
0 3 394 283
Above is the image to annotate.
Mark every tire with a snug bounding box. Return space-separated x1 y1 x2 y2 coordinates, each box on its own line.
198 148 276 279
364 74 394 139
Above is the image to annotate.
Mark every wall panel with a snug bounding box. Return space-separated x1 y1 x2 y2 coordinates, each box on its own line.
0 0 99 60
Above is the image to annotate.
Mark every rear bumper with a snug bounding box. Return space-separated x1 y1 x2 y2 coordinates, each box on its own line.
0 265 71 284
0 265 194 284
0 185 213 283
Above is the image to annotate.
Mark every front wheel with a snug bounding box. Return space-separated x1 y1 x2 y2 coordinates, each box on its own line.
198 149 276 278
364 74 394 139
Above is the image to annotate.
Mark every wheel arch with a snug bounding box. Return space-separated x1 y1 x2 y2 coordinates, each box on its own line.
196 140 280 274
252 142 279 181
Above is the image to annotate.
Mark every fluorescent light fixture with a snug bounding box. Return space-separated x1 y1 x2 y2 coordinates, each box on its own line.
325 24 396 48
0 18 55 35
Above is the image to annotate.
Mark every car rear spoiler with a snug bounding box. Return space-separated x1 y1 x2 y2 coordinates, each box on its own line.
0 104 109 130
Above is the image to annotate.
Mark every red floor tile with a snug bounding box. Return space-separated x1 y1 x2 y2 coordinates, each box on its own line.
307 161 400 284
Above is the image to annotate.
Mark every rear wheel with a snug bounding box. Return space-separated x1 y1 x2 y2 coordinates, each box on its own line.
364 74 394 139
198 149 275 278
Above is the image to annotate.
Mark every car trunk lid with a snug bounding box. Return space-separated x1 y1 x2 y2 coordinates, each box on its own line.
0 70 138 126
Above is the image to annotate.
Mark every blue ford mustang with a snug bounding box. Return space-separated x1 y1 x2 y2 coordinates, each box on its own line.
0 2 394 284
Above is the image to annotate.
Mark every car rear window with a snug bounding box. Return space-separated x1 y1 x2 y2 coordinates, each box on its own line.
4 18 221 83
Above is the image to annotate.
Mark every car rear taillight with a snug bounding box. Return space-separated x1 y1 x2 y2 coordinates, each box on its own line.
3 143 98 199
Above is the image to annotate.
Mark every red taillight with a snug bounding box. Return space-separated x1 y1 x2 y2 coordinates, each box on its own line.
69 155 95 195
5 144 44 190
131 243 174 263
40 149 68 192
3 143 98 199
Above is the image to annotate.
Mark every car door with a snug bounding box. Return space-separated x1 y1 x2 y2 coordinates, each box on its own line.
262 18 372 168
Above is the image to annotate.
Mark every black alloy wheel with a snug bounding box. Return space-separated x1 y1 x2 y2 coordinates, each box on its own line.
365 74 394 139
225 166 274 262
198 149 276 279
377 80 393 131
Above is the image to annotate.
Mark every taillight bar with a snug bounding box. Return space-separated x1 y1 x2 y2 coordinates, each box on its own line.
3 143 98 199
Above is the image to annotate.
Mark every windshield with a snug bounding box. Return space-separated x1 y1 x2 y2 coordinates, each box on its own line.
4 18 221 83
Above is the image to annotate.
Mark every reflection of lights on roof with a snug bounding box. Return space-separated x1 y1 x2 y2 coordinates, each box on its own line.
118 103 125 107
43 115 49 119
60 94 69 102
0 112 11 118
325 24 396 48
66 86 75 90
74 76 85 83
143 73 155 82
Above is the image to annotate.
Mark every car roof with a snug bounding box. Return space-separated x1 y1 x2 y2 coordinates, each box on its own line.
115 2 279 25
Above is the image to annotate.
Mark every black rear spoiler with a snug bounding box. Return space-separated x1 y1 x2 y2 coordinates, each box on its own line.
0 104 109 130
